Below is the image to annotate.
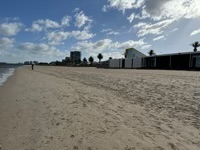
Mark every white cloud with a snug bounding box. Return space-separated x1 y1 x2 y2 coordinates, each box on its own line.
47 31 70 45
26 19 60 32
18 42 65 57
88 51 123 60
172 28 178 32
153 35 165 41
112 39 148 49
102 5 108 12
101 28 119 36
28 23 43 32
107 31 119 35
103 0 143 14
104 0 140 14
73 8 80 12
0 22 23 36
72 39 112 53
105 0 200 34
39 19 60 28
142 0 200 21
75 11 92 28
141 44 151 50
61 15 71 26
71 38 149 54
101 28 112 33
102 52 124 59
105 0 200 21
127 13 135 23
46 30 95 45
133 22 147 28
0 37 14 49
134 19 175 37
26 15 73 32
190 28 200 36
135 0 145 8
71 30 95 40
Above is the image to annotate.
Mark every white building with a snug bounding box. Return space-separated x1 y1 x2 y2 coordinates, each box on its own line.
109 48 146 69
125 48 145 59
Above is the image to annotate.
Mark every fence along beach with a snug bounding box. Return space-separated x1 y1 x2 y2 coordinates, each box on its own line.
0 66 200 150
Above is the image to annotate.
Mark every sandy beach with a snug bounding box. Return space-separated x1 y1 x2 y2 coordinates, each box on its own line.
0 66 200 150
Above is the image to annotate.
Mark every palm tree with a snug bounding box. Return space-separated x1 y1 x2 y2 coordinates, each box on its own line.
88 56 94 65
191 41 200 52
97 53 103 64
83 57 87 64
148 50 156 56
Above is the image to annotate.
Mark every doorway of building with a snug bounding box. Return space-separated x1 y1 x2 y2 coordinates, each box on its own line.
122 59 125 68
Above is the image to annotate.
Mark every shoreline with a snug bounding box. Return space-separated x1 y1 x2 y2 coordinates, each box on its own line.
0 64 24 87
0 66 199 150
0 67 18 92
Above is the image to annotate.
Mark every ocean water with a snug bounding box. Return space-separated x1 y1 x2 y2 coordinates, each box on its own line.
0 65 19 86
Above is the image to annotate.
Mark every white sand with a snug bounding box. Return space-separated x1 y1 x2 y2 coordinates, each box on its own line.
0 66 200 150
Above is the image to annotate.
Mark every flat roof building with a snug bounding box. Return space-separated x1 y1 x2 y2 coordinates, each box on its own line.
109 48 146 68
142 51 200 70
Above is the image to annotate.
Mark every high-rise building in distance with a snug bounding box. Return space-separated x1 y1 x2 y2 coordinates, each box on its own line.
70 51 81 64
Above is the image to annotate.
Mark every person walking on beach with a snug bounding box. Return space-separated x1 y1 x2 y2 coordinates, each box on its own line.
31 63 34 70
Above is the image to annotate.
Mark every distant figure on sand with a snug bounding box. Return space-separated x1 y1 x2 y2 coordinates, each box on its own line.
31 64 34 70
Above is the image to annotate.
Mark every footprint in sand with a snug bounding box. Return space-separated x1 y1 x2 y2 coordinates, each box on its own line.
124 146 135 150
168 143 178 150
42 135 53 144
56 122 61 126
73 146 79 150
154 146 165 150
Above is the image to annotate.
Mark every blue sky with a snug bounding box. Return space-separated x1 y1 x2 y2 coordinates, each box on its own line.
0 0 200 63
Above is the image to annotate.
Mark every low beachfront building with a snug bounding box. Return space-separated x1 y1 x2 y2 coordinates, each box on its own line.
109 48 146 68
109 50 200 70
142 51 200 70
109 59 123 68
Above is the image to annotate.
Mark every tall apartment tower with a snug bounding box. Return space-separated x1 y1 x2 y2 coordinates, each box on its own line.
70 51 81 64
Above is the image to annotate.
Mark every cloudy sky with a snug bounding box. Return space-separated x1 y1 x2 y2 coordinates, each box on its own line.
0 0 200 63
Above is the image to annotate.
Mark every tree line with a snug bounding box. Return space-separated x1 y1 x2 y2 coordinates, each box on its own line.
83 53 104 65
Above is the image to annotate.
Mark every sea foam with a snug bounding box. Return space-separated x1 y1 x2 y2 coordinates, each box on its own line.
0 68 15 86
